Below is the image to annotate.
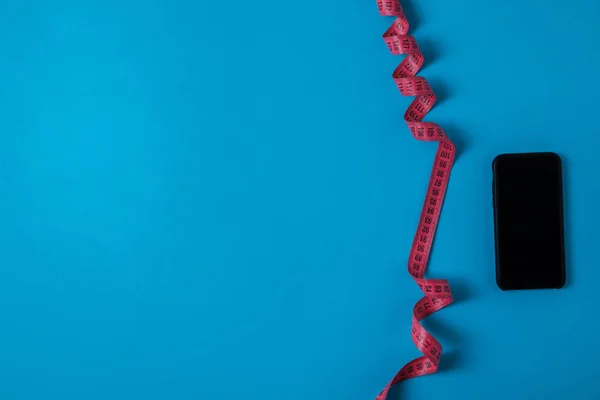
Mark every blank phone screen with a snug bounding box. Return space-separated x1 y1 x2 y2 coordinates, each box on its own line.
493 153 565 290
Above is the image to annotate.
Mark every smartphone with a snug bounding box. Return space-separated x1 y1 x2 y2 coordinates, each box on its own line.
492 152 566 290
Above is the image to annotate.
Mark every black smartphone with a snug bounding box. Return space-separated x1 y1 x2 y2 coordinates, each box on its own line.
492 152 566 290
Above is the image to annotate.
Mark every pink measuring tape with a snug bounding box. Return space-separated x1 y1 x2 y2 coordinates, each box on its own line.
374 1 456 399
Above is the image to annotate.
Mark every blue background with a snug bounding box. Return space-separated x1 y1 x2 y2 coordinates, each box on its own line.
0 0 598 399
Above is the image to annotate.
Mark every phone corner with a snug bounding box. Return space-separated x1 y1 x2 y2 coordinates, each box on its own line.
545 151 562 164
496 276 507 291
491 154 504 171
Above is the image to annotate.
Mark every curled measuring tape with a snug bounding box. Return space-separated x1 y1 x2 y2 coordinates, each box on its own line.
374 1 456 399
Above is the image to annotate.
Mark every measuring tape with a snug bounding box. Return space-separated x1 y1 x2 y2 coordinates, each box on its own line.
374 1 456 399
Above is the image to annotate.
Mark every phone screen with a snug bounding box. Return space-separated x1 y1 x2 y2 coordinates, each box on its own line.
492 153 565 290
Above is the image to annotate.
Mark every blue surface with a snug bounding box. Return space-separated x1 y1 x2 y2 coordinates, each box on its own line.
0 0 599 399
